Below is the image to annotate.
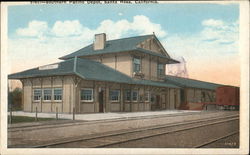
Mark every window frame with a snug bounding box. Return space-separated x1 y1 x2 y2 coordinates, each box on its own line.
132 90 138 102
125 89 131 102
43 88 52 101
157 63 165 77
109 89 120 102
33 88 42 102
80 88 94 102
145 91 150 102
133 57 141 73
53 88 63 102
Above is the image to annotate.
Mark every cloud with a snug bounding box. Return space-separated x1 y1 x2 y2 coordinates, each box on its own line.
51 20 84 37
16 20 48 38
202 19 224 27
10 16 239 85
163 18 239 85
10 15 168 73
118 12 123 16
200 19 238 44
15 15 167 40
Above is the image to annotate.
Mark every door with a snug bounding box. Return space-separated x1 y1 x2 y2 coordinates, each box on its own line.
156 95 160 110
99 90 104 112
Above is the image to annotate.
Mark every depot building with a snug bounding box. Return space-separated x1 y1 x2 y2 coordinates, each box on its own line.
8 33 222 113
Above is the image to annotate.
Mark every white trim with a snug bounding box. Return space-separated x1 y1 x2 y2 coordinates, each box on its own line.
125 89 131 102
53 88 63 102
33 88 41 102
80 88 94 102
145 91 150 102
132 90 138 102
109 89 120 102
43 88 52 101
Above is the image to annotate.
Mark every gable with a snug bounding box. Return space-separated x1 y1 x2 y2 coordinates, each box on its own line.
136 36 170 58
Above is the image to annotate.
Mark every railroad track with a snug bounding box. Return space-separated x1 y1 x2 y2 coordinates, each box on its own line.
194 131 239 148
24 113 239 148
9 111 220 132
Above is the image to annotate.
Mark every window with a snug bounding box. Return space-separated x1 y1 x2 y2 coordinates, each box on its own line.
33 89 41 101
54 88 62 101
132 90 138 101
157 63 165 76
81 88 93 102
133 57 141 73
110 90 120 102
151 95 155 102
43 89 52 101
145 91 150 102
125 90 131 101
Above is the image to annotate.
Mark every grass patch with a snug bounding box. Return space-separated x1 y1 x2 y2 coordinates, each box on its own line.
8 116 57 124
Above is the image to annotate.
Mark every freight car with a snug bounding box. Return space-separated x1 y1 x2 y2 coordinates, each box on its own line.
216 86 240 110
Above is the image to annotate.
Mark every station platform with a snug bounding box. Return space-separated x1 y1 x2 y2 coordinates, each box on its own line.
8 110 200 121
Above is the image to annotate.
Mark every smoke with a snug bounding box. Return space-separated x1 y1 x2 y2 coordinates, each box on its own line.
166 57 189 78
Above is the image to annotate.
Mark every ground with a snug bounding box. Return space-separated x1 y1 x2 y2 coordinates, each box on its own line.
8 110 239 148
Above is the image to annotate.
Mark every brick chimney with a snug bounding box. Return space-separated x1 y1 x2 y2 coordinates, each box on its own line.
93 33 106 50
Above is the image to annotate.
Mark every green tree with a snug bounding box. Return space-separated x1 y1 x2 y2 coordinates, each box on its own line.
8 88 22 111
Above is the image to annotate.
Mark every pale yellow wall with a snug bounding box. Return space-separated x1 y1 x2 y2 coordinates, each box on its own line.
110 103 120 112
78 80 95 113
138 37 166 55
186 88 215 103
86 52 164 81
176 89 181 109
102 56 116 69
81 103 95 113
23 79 32 112
63 76 74 113
169 88 176 109
87 54 132 77
22 76 75 113
22 74 181 113
141 55 150 79
187 88 195 102
116 54 132 76
194 89 202 102
150 58 158 81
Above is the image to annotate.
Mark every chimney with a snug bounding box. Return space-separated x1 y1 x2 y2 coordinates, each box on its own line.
93 33 106 50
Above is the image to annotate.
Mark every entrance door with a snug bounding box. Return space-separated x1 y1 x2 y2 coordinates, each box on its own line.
99 90 104 112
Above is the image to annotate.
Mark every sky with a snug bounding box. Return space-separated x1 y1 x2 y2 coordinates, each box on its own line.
7 3 240 87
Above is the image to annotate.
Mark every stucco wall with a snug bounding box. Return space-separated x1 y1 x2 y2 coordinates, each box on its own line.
87 54 132 77
23 80 32 112
169 88 176 109
22 75 180 113
138 37 166 55
185 88 215 104
116 54 132 76
87 51 164 81
22 76 74 113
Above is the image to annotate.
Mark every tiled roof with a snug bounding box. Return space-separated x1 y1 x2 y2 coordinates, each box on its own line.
60 35 153 59
8 58 179 88
59 35 179 64
165 75 223 90
8 59 75 79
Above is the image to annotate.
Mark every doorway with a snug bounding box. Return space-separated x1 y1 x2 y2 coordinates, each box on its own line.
99 90 104 112
155 95 161 110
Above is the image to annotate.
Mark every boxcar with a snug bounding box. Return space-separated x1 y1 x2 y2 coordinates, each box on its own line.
216 86 240 110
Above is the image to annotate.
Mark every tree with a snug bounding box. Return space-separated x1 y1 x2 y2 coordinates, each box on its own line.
8 88 22 111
